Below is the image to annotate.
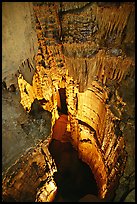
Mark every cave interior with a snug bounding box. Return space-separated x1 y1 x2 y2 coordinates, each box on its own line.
2 2 135 202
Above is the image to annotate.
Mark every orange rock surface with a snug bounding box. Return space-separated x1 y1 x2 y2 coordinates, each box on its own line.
52 114 70 143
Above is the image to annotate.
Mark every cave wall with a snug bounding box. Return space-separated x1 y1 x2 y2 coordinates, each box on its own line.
2 2 38 88
62 2 135 92
2 2 135 202
2 2 52 174
2 90 52 173
2 138 57 202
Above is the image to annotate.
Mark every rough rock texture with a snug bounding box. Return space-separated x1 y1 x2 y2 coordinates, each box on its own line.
2 2 38 88
2 133 57 202
61 2 134 92
2 88 52 174
2 2 135 202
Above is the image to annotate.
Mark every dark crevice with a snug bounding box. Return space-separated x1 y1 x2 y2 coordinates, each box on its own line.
79 138 92 144
24 87 28 94
57 88 68 115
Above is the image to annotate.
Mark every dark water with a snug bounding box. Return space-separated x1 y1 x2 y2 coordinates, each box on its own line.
48 140 98 202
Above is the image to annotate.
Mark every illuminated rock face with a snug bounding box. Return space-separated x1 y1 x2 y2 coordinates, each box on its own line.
2 138 57 202
67 81 127 198
2 2 135 202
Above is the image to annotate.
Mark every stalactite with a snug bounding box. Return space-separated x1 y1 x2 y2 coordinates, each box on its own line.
65 48 133 92
92 3 134 41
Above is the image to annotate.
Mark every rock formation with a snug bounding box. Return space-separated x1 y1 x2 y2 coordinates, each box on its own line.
2 2 135 202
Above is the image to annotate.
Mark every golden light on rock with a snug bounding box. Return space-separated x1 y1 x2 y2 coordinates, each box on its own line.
16 54 128 200
35 178 57 202
2 1 134 202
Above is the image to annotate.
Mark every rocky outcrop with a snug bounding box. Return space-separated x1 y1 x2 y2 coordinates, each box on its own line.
2 138 57 202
